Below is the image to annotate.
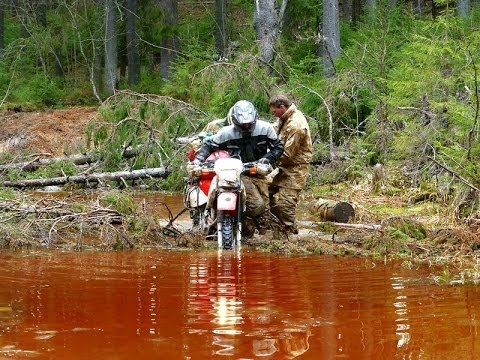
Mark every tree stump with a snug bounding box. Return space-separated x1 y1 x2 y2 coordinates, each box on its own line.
312 198 355 223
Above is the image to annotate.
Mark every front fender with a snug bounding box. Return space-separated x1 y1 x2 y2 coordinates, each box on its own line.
217 192 238 211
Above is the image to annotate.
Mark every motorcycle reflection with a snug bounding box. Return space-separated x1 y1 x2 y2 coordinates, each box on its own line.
184 252 312 358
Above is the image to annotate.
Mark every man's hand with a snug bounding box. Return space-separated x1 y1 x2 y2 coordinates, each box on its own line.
187 159 202 176
258 158 270 165
256 159 273 176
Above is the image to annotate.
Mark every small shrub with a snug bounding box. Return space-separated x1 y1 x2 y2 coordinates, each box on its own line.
99 191 138 215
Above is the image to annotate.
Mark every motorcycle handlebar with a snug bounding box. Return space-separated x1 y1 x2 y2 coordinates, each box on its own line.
188 160 273 177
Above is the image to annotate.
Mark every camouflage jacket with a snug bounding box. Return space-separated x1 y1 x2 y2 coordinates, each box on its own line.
273 104 313 167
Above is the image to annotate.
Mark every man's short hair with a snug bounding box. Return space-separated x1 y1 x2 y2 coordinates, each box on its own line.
269 94 292 108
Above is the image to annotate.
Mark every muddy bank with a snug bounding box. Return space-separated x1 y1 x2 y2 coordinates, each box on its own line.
0 187 478 285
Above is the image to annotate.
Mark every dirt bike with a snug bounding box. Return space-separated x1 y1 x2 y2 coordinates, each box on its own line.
183 150 230 232
187 156 272 250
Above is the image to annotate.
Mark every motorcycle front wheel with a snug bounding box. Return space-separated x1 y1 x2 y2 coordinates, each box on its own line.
221 215 234 250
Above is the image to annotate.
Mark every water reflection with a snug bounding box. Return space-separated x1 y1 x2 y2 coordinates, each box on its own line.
391 276 410 348
1 251 480 358
185 251 311 358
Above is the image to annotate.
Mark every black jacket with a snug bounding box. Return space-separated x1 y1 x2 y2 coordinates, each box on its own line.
195 120 284 164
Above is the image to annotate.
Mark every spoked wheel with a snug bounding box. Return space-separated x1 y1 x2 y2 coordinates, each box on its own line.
221 215 234 250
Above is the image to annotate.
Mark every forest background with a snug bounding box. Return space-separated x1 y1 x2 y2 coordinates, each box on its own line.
0 0 479 231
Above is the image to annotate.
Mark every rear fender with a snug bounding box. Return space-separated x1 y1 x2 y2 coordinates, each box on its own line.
217 192 238 211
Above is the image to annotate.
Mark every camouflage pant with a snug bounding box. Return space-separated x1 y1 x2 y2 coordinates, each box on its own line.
242 175 269 238
270 186 301 228
269 164 309 229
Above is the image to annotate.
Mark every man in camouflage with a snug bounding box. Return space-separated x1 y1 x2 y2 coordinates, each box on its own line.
268 94 313 234
188 107 234 157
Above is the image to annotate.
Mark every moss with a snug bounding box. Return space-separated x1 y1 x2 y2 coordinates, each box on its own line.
0 188 18 200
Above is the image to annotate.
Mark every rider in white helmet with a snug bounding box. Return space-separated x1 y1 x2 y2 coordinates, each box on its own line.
194 100 284 238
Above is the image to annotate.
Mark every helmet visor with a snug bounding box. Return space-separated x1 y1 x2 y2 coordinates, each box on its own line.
239 123 253 130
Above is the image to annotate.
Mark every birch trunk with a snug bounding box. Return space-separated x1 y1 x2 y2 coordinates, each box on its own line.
253 0 287 69
2 167 169 188
322 0 340 77
310 198 355 223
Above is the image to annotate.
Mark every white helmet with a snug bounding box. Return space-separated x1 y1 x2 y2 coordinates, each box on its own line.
231 100 257 135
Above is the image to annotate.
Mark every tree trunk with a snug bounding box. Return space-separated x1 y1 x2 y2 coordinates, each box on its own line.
322 0 340 77
2 167 169 188
34 0 48 70
35 0 47 27
457 0 470 16
365 0 376 14
159 0 178 80
351 0 361 26
125 0 140 85
104 0 117 95
253 0 287 70
432 0 438 19
17 0 28 38
215 0 228 59
342 0 352 21
413 0 425 16
310 198 355 223
0 0 4 58
0 148 139 172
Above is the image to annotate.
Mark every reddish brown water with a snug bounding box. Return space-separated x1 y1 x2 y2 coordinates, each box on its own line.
1 250 480 359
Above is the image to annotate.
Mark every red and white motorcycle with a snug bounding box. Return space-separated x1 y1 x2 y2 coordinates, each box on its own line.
185 154 272 250
184 150 230 232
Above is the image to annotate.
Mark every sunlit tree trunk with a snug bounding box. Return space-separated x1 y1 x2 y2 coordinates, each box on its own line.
457 0 470 16
321 0 340 77
104 0 117 95
159 0 178 80
215 0 228 60
413 0 425 17
253 0 287 70
365 0 376 13
125 0 140 85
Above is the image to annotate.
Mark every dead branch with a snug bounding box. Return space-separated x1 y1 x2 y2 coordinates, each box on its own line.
397 106 437 118
299 220 381 230
427 156 480 192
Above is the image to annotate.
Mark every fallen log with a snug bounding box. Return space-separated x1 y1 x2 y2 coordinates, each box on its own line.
2 167 169 188
0 148 138 172
309 198 355 223
299 220 380 230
